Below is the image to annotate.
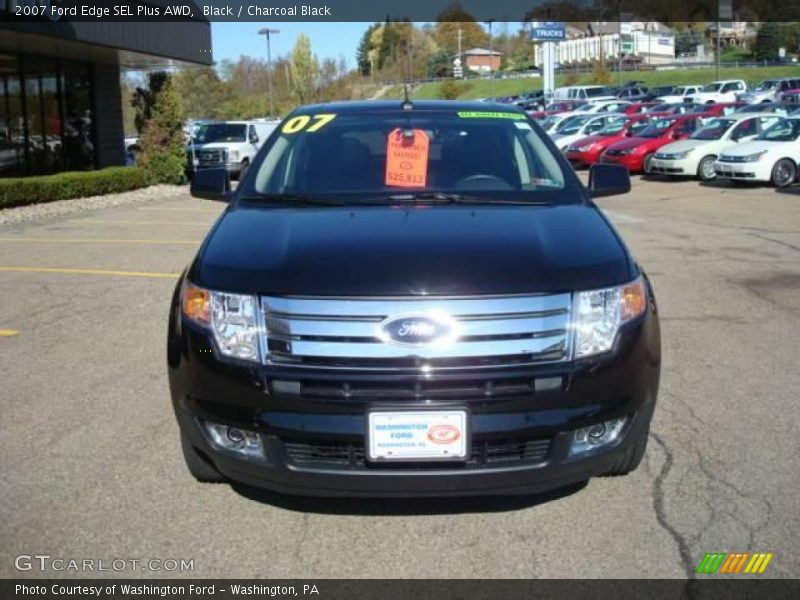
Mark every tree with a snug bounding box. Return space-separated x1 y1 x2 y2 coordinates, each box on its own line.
434 6 489 55
172 66 226 119
131 71 168 135
755 22 780 61
136 73 186 185
290 34 319 104
356 23 380 76
427 49 452 77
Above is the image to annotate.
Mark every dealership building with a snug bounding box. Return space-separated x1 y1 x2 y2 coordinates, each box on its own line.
0 17 212 176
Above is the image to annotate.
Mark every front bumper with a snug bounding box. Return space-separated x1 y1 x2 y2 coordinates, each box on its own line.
565 148 603 167
650 157 694 176
598 152 644 172
167 284 661 498
713 160 768 181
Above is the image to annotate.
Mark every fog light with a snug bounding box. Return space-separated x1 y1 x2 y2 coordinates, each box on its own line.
570 417 627 457
204 422 263 458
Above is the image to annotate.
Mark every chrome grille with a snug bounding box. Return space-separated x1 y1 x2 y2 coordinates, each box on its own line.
260 294 572 370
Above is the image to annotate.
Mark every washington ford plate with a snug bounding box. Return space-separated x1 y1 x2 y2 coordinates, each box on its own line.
367 410 468 461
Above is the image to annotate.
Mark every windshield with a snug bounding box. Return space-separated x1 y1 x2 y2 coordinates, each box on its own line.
555 115 594 134
648 103 675 113
691 118 735 140
702 83 723 92
540 115 561 131
194 123 246 144
673 87 690 95
638 118 675 138
598 117 637 135
243 110 578 204
756 118 800 142
754 80 778 91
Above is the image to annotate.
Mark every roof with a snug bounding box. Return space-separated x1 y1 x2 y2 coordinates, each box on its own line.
461 48 503 56
293 100 526 114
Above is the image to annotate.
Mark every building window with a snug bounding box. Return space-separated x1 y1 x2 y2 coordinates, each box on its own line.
0 53 94 176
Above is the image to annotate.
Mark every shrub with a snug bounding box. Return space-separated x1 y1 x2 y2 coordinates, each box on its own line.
438 79 462 100
0 167 149 209
136 73 187 185
591 61 612 85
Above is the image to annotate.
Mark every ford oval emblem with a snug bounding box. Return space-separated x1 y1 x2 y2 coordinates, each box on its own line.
378 313 459 347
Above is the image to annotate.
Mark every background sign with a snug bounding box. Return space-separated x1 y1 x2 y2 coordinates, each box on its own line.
529 21 566 41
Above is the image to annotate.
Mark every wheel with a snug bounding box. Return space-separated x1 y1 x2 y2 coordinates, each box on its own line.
642 153 655 175
697 155 717 181
181 435 225 483
238 159 249 181
771 158 796 188
603 422 650 477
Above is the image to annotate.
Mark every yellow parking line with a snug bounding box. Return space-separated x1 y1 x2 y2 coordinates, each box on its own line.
0 329 19 337
0 267 179 279
68 219 212 226
0 238 201 245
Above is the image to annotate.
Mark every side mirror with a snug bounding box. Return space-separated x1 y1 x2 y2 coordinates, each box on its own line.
588 164 631 198
249 133 259 145
190 167 231 202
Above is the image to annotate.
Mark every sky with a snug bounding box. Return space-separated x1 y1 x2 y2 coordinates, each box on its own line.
211 22 369 68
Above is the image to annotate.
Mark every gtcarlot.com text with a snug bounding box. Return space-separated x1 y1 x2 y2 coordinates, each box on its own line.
14 554 194 573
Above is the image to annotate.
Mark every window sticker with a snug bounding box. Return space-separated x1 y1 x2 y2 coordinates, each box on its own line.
385 128 429 188
457 111 526 120
281 113 336 134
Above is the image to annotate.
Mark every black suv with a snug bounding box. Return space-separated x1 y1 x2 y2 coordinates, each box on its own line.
167 100 661 498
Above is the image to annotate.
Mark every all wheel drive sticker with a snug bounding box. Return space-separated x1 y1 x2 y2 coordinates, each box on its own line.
385 128 430 188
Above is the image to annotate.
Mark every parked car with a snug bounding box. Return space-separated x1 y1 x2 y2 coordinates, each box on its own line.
600 114 706 173
645 102 694 115
553 85 616 102
778 89 800 105
737 78 800 104
172 100 660 497
734 102 790 116
550 113 628 152
564 115 654 168
688 80 748 105
614 85 652 102
657 85 703 103
650 113 781 181
187 120 277 179
619 101 660 115
538 113 572 133
528 101 588 121
713 116 800 187
687 102 746 118
649 85 676 99
578 100 632 114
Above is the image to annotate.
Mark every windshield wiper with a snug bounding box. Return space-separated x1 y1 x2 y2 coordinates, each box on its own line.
374 192 552 206
238 193 346 206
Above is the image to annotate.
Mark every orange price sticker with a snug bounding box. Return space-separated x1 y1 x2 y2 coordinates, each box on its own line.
385 128 429 188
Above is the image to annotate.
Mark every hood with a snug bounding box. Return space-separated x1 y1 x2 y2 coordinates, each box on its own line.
719 140 781 157
656 139 706 154
607 136 651 151
192 204 633 296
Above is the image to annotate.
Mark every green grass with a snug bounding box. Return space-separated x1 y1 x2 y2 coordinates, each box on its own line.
383 65 800 101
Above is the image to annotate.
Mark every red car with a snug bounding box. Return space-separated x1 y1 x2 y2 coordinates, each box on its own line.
564 115 654 167
687 102 745 117
619 101 660 115
599 114 705 173
528 101 587 121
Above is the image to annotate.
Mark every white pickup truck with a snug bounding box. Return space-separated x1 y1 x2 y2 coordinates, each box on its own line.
187 120 278 180
657 85 704 104
687 80 748 105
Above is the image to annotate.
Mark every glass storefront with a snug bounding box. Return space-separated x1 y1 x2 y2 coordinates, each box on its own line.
0 53 95 176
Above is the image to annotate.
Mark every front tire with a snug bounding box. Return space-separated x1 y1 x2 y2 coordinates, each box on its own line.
181 435 225 483
642 153 655 175
771 158 796 188
238 159 250 181
697 155 717 181
603 423 650 477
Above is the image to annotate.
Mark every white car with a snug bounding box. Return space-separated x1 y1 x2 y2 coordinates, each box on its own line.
553 85 616 102
538 113 571 134
688 80 748 105
650 114 781 181
737 77 800 104
187 120 277 179
550 113 628 152
657 85 704 104
577 100 632 114
713 117 800 187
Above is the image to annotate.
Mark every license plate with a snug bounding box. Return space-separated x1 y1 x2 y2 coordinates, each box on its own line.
367 410 468 461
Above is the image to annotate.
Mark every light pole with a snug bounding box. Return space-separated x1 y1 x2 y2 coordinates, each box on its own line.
486 19 495 77
258 27 280 119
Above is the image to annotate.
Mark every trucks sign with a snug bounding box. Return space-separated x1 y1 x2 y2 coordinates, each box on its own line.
529 22 566 41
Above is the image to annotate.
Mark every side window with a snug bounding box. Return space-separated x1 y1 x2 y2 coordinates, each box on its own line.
758 117 778 131
731 119 756 140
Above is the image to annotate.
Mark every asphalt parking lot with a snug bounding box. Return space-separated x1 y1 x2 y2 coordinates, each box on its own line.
1 177 799 579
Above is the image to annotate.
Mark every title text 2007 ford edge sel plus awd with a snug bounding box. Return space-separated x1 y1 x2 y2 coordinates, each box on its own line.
167 101 661 497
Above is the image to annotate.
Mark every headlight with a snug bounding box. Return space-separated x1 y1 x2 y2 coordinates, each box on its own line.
182 282 261 362
573 277 647 358
741 150 768 162
659 149 692 160
229 150 240 161
618 147 636 155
